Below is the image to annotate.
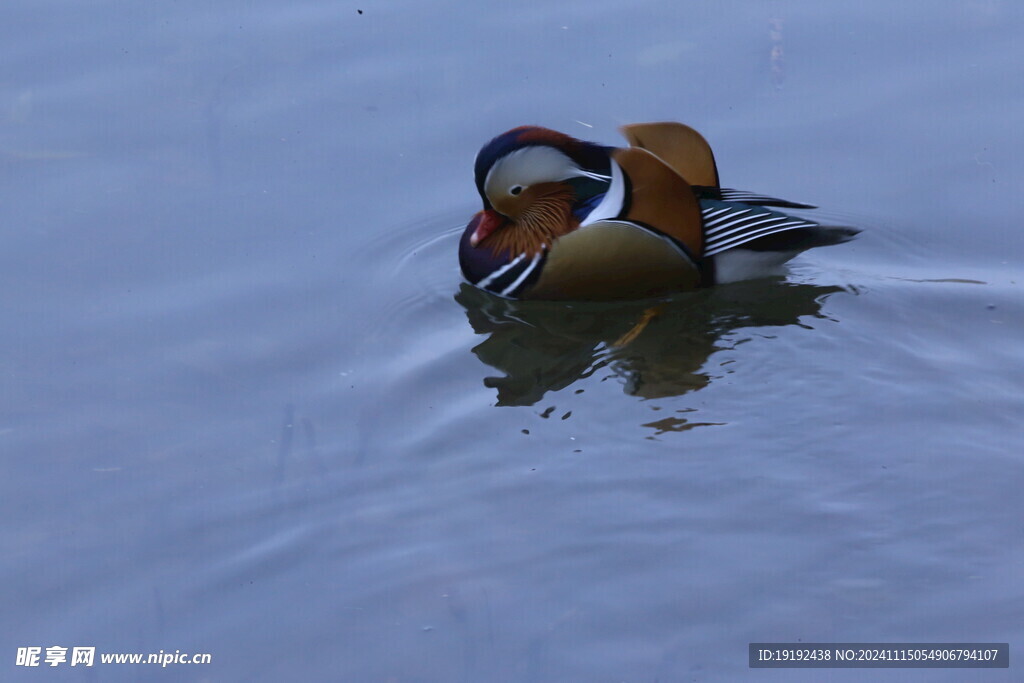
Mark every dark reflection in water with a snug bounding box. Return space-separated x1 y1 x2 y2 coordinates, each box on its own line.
456 280 846 406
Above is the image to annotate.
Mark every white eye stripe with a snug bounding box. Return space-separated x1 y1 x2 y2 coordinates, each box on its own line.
484 146 587 201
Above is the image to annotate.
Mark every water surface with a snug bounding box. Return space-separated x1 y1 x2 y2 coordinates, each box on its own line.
2 0 1022 680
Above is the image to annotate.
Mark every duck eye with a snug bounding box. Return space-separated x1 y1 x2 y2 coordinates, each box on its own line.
509 185 524 196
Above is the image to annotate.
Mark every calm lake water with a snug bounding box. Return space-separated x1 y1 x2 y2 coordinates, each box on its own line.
3 0 1022 680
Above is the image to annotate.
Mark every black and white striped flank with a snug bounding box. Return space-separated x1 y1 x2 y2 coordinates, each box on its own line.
700 200 822 257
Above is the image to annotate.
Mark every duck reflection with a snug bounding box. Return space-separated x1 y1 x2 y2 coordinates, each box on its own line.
455 280 844 406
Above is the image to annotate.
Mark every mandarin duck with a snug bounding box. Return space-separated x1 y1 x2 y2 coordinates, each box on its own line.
459 122 858 300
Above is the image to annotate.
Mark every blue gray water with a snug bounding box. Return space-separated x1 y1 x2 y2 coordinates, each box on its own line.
3 1 1022 680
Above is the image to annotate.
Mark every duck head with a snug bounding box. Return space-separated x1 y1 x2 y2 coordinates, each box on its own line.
466 126 613 256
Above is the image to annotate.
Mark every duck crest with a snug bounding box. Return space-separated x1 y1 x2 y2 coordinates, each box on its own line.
473 126 610 205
